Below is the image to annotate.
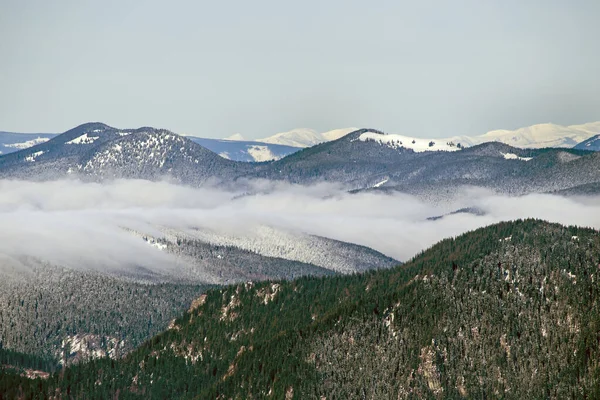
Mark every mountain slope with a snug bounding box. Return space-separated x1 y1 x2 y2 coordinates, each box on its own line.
22 219 600 398
574 134 600 151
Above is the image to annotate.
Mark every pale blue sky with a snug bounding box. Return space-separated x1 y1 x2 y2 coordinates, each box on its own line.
1 0 599 138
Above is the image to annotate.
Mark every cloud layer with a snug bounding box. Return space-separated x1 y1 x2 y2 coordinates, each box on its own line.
2 179 600 277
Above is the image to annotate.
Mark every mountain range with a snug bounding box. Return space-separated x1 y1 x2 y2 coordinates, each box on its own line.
2 123 600 199
2 121 598 164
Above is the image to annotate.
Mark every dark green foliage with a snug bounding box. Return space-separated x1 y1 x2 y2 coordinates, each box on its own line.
0 348 58 373
6 219 600 399
0 266 211 363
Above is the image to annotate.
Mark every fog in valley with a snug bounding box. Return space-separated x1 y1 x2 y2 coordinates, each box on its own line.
2 178 600 275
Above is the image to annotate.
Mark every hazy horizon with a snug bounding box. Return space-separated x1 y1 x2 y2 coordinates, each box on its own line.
1 1 599 139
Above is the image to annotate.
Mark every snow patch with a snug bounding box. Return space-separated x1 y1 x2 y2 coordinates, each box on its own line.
66 133 100 145
142 236 167 251
502 153 533 161
373 178 388 188
247 145 277 162
25 151 45 162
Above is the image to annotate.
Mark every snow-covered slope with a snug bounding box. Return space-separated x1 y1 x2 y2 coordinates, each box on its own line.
169 225 397 274
257 128 357 147
358 132 461 152
573 134 600 151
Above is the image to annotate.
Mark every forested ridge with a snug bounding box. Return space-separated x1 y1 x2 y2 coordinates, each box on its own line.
3 219 600 399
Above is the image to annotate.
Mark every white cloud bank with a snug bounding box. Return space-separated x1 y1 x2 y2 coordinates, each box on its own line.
1 179 599 276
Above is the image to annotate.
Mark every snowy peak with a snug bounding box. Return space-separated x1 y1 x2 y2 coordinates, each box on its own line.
257 127 357 147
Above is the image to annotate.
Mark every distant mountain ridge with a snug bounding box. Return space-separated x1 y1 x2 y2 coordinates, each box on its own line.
274 122 600 149
457 122 600 149
228 122 600 150
254 127 358 147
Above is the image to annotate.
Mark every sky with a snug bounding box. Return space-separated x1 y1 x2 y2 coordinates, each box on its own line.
1 0 599 139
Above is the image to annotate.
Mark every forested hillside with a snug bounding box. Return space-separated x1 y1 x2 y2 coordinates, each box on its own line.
4 219 600 399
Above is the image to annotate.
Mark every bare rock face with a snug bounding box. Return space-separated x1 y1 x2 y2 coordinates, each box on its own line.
56 334 125 366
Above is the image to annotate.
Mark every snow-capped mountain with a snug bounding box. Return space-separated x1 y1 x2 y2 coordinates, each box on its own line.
255 127 358 147
574 134 600 151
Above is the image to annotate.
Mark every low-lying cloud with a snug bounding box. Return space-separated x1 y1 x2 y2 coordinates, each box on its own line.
2 179 600 278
